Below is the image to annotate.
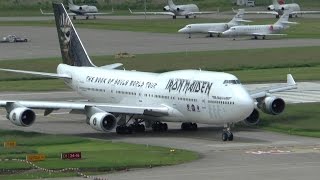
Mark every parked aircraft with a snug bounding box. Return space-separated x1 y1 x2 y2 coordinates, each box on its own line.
178 9 251 38
129 0 216 19
40 0 113 20
0 3 297 141
222 11 298 40
246 0 320 18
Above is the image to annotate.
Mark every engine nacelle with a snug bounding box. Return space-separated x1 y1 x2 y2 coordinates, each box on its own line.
89 112 117 132
79 6 83 10
281 7 285 11
258 96 285 115
176 7 180 11
163 5 170 11
244 109 260 125
8 107 36 127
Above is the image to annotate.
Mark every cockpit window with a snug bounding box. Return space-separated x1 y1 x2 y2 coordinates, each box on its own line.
231 27 235 30
187 25 191 28
223 80 241 84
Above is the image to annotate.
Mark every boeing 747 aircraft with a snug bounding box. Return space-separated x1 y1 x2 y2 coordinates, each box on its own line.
129 0 216 19
222 11 298 40
246 0 320 18
0 3 297 141
178 9 251 38
41 0 113 20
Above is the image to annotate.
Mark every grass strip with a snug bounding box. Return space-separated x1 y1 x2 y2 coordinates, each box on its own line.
0 129 197 179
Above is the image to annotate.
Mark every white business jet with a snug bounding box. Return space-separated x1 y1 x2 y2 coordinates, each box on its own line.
178 9 251 38
246 0 320 18
0 3 297 141
41 0 113 20
129 0 216 19
222 11 298 40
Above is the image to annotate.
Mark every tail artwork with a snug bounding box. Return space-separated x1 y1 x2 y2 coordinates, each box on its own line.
53 3 94 67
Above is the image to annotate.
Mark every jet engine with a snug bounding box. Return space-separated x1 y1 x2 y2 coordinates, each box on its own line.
8 107 36 127
163 5 170 11
89 112 117 132
79 6 83 10
244 109 260 125
258 96 285 115
176 7 181 11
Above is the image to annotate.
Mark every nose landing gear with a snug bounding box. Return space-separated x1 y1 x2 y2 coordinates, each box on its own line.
222 124 233 141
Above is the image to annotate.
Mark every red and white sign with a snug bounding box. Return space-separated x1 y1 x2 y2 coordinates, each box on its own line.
61 152 82 160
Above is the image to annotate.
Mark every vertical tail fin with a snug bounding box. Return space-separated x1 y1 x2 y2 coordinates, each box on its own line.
53 3 94 67
168 0 176 8
68 0 74 6
229 9 245 24
274 10 290 26
272 0 280 9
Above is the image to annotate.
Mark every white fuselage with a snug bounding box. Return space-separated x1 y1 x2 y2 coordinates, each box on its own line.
57 64 254 125
164 4 199 16
69 4 98 15
222 24 283 37
268 3 300 15
178 23 235 34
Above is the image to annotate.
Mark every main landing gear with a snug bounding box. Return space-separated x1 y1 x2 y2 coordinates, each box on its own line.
181 122 198 131
116 115 145 134
152 121 168 132
222 124 233 141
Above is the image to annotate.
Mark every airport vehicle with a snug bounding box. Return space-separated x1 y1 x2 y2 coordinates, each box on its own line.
178 9 251 38
129 0 216 19
1 35 28 43
40 0 112 20
246 0 320 18
0 3 297 141
222 11 297 40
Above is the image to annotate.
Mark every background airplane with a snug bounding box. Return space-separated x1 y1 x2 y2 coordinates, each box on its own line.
0 3 297 142
245 0 320 18
129 0 217 19
222 11 298 40
41 0 113 20
178 9 251 38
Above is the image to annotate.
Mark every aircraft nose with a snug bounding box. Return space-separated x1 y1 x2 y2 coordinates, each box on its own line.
236 89 255 120
178 27 186 33
222 30 230 36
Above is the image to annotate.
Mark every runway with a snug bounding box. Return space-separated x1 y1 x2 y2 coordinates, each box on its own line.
1 26 320 60
0 82 319 179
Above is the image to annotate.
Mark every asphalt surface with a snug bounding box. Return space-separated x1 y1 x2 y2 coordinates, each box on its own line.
0 82 319 179
1 26 320 60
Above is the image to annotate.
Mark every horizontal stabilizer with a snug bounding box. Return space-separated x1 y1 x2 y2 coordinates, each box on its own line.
40 9 54 15
0 68 71 79
252 33 287 36
281 21 299 25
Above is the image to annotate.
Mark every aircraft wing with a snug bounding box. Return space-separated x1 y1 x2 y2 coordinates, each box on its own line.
244 11 279 15
0 68 71 79
235 19 252 23
83 12 113 16
188 10 218 15
291 11 320 15
40 9 77 16
129 8 175 16
0 100 169 117
249 74 297 99
251 33 287 36
208 30 223 34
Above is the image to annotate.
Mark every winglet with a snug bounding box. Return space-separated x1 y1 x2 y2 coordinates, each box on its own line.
128 8 133 14
287 74 296 85
40 8 44 14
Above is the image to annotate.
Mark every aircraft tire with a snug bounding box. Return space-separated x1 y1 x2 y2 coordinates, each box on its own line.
222 132 228 141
